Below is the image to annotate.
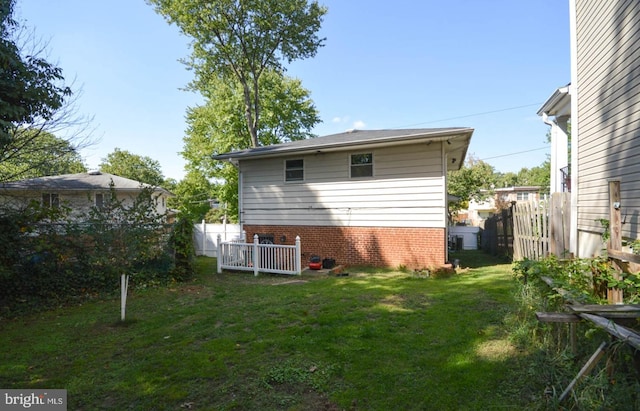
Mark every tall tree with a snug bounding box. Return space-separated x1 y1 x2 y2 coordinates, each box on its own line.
181 70 320 220
148 0 327 147
0 0 93 182
99 148 165 186
0 129 85 180
448 155 497 216
169 170 217 222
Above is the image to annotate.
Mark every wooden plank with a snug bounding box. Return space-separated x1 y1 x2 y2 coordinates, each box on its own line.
567 304 640 313
580 313 640 351
607 248 640 264
559 342 608 403
536 312 582 323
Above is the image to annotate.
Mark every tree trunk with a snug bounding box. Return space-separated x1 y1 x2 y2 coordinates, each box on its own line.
240 81 259 147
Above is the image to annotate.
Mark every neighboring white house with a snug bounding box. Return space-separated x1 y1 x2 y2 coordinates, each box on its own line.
212 128 473 268
539 0 640 258
494 186 545 203
465 197 496 227
0 171 174 220
538 85 571 194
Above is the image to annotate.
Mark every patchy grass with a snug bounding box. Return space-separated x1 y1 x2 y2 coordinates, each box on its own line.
0 251 533 410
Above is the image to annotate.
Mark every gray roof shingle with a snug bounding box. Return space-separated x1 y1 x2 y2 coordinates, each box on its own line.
0 172 173 195
211 128 473 163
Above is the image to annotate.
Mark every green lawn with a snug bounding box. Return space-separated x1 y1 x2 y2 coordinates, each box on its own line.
0 251 532 410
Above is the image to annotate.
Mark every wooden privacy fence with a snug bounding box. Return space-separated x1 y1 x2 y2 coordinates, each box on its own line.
482 206 514 258
482 192 571 261
512 192 571 261
216 234 302 276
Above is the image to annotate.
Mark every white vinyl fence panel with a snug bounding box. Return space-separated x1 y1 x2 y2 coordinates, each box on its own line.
193 221 242 257
217 234 302 276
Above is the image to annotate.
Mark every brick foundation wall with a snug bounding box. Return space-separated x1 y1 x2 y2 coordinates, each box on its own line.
242 225 447 269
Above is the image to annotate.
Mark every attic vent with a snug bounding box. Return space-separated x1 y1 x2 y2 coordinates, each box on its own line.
88 170 101 175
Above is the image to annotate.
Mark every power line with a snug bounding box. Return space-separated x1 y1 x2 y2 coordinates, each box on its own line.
396 102 544 127
480 146 548 161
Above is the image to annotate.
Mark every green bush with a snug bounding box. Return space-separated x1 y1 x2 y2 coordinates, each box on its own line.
509 256 640 409
0 186 183 317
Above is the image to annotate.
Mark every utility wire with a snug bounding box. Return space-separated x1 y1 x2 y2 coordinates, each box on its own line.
481 146 548 161
396 103 543 127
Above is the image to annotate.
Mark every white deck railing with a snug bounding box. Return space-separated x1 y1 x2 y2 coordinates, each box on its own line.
216 234 302 276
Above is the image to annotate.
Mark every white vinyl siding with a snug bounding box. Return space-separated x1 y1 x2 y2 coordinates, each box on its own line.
239 142 446 228
575 0 640 239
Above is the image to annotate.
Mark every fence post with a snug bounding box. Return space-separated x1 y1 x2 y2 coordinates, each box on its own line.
202 220 207 256
253 234 259 276
608 180 623 303
242 230 247 242
295 236 301 275
216 234 222 274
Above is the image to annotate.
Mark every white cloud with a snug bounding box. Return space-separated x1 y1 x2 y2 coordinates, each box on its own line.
332 116 349 123
352 120 366 129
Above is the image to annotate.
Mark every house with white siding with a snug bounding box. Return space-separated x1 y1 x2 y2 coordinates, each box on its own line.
212 128 473 268
539 0 640 258
0 171 174 219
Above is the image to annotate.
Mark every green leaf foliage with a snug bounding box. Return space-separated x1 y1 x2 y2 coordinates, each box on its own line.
0 128 86 181
0 0 71 145
99 148 165 186
0 182 183 317
148 0 327 146
447 155 496 214
180 71 320 222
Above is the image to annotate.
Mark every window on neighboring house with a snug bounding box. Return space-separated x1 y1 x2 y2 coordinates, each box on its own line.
285 159 304 182
516 192 530 201
95 193 104 209
42 193 59 208
350 153 373 178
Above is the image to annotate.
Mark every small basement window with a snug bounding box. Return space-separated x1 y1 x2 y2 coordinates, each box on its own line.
285 159 304 182
350 153 373 178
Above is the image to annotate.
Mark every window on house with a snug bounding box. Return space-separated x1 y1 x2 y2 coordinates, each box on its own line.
42 193 59 208
285 159 304 182
516 192 530 201
95 193 104 209
350 153 373 178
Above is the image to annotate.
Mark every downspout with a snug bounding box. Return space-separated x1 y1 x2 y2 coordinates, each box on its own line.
227 158 243 233
569 0 579 257
442 141 449 264
542 113 558 194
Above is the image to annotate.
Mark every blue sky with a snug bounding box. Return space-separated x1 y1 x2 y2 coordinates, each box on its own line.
16 0 570 181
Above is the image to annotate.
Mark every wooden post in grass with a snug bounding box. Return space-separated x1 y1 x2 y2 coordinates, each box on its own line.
121 274 130 321
560 341 608 403
608 181 623 304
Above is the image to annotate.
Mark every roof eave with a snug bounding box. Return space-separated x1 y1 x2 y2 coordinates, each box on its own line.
212 128 474 162
537 85 571 117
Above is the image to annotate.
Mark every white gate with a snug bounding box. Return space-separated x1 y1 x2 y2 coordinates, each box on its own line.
216 234 302 276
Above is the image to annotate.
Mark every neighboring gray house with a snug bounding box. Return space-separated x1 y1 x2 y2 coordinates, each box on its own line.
0 171 174 219
212 128 473 268
540 0 640 257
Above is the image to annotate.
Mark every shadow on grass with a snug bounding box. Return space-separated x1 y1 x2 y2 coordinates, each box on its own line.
450 249 512 269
